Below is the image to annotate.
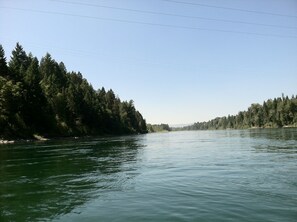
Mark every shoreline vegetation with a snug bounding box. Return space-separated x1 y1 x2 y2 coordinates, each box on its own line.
147 124 171 133
176 94 297 131
1 44 296 142
0 43 147 141
148 95 297 133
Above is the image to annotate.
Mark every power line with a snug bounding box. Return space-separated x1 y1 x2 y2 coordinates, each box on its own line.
162 0 297 18
1 6 297 39
51 0 297 30
0 37 193 67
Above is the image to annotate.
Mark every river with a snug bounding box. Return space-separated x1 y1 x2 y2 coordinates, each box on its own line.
0 129 296 221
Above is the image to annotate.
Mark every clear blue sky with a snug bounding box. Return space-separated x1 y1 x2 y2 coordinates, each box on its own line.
1 0 296 125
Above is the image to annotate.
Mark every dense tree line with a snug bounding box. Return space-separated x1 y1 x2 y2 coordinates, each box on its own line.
0 43 147 139
147 124 171 133
183 95 297 131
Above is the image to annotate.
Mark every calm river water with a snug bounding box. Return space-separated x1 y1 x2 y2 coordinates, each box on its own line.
0 129 297 221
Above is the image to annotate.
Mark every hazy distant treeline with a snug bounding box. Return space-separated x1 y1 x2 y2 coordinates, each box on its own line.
0 43 147 139
147 124 171 133
183 95 297 131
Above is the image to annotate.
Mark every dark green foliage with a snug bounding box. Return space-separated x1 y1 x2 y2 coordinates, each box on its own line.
8 43 30 81
0 45 8 76
0 43 147 139
147 124 171 132
183 95 297 131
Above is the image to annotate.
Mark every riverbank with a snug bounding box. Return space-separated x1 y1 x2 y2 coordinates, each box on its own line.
0 140 15 144
0 131 147 145
0 134 49 144
172 124 297 132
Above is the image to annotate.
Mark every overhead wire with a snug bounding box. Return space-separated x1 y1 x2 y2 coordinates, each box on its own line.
51 0 297 30
0 37 178 67
162 0 297 18
0 6 297 39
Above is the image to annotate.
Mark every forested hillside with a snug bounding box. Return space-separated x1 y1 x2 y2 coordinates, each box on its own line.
0 43 147 139
183 95 297 131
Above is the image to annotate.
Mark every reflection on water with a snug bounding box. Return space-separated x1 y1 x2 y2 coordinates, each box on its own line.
213 128 297 153
0 129 297 222
245 128 297 154
247 128 297 141
0 136 144 221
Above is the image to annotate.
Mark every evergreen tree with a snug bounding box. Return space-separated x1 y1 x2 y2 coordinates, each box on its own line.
0 45 8 76
0 43 147 139
183 95 297 131
8 43 29 81
22 57 48 133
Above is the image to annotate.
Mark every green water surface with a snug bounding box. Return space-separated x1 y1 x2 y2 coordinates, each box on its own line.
0 129 297 221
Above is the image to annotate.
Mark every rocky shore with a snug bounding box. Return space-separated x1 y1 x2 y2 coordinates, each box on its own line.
0 140 15 144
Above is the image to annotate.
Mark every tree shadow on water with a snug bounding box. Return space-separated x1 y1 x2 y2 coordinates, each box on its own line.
243 128 297 154
0 136 144 221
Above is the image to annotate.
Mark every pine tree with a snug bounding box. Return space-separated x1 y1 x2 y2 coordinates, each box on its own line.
1 43 148 139
8 43 29 81
0 45 8 77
